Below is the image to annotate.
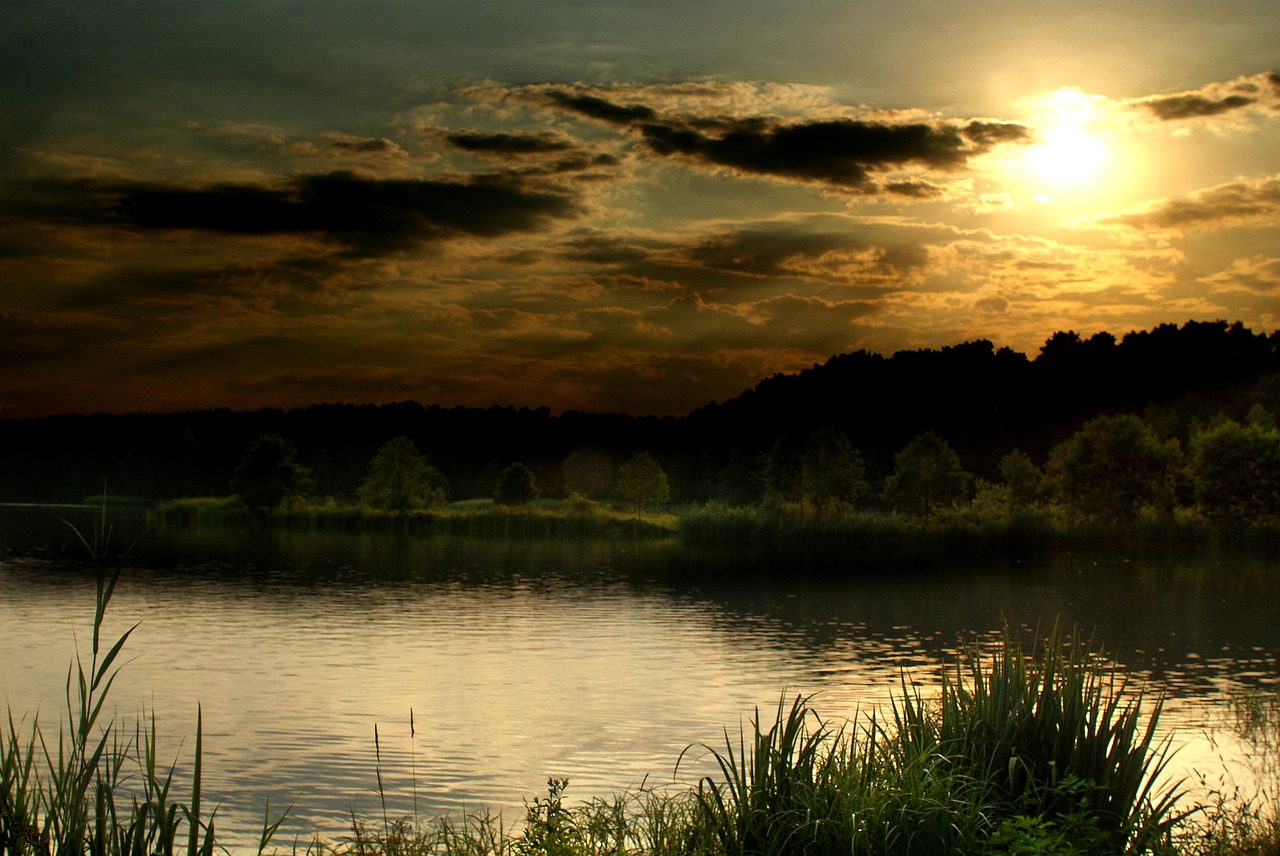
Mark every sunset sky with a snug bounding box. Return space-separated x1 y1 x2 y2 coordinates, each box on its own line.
2 1 1278 418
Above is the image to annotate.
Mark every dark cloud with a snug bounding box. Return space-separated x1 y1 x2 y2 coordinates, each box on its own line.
1143 93 1256 120
882 180 944 198
687 226 927 279
962 120 1033 147
689 228 867 275
1136 71 1280 119
640 118 1027 191
542 90 1030 192
447 131 575 155
19 171 583 256
1102 175 1280 230
545 91 658 124
558 233 656 265
328 136 401 154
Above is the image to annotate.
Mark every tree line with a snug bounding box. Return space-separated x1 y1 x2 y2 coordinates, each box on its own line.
2 319 1279 524
229 433 671 514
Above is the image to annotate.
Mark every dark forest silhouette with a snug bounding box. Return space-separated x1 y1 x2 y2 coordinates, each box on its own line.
3 320 1278 505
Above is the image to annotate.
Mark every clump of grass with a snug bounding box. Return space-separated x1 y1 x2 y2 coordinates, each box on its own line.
0 499 286 856
678 627 1183 856
889 625 1185 853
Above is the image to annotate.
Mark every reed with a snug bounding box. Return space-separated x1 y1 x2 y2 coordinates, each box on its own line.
676 627 1184 856
1176 686 1280 856
0 499 286 856
887 625 1185 854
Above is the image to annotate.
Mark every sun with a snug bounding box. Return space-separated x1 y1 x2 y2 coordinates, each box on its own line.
1023 124 1107 187
1015 88 1116 203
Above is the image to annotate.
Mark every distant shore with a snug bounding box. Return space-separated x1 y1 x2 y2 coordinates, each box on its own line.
141 495 1280 562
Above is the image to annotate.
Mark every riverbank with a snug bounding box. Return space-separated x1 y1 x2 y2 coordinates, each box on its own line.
148 495 1280 561
151 495 680 538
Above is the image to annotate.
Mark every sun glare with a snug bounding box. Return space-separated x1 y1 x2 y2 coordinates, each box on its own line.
1014 87 1118 204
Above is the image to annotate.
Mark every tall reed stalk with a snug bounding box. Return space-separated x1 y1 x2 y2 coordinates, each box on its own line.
888 625 1185 854
682 627 1185 856
0 499 285 855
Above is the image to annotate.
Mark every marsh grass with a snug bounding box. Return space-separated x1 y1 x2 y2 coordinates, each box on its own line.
675 628 1184 856
151 498 677 539
0 499 286 856
676 502 1061 562
890 627 1185 853
1177 686 1280 856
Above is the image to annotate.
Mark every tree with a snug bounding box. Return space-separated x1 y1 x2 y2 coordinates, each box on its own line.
882 432 971 519
495 462 540 506
230 434 313 511
356 436 445 512
1188 418 1280 525
1047 414 1179 524
562 447 615 499
613 451 670 513
763 427 867 512
999 448 1044 511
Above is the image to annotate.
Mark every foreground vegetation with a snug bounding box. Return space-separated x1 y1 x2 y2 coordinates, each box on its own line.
3 511 1278 855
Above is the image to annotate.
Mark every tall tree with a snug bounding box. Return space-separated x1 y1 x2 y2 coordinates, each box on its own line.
1188 417 1280 525
1047 414 1179 524
882 432 971 519
230 434 313 511
999 448 1044 511
614 451 670 513
764 427 867 512
357 436 445 512
495 462 540 506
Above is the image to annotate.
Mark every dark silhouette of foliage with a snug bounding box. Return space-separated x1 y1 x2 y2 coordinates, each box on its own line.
2 320 1279 513
356 436 445 512
495 462 540 506
763 427 867 512
613 451 670 513
1188 417 1280 525
1047 415 1180 525
882 432 971 519
230 434 314 510
562 447 616 499
999 449 1044 511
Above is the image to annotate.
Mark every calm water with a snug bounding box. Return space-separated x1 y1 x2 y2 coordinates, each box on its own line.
2 506 1278 850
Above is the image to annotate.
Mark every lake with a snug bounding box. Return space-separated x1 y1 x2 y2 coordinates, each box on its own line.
1 505 1277 850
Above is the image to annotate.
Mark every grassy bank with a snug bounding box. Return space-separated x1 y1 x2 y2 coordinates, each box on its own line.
3 509 1278 854
149 496 1280 562
676 502 1280 560
152 496 679 539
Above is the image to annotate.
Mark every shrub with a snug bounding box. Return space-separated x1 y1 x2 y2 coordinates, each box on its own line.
495 463 540 506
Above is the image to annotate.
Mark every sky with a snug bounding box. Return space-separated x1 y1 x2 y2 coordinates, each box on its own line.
2 1 1279 419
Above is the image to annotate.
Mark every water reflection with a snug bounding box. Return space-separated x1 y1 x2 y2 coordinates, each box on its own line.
1 507 1277 849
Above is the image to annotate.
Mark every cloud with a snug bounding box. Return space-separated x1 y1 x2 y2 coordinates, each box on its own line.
1133 71 1280 120
1096 174 1280 231
545 91 659 124
538 87 1031 194
324 135 404 155
14 171 584 256
686 226 928 281
446 131 577 155
1203 256 1280 293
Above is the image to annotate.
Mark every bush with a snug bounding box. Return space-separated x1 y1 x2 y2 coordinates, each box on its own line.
495 463 540 506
